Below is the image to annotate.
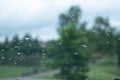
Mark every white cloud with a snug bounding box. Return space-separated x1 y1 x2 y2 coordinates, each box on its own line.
31 26 59 41
0 0 120 41
111 21 120 27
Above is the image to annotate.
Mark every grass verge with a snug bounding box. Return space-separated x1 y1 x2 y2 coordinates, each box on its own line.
0 66 26 78
88 65 120 80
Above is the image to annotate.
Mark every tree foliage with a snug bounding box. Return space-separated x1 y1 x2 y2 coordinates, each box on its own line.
48 6 91 80
0 34 44 66
92 16 115 54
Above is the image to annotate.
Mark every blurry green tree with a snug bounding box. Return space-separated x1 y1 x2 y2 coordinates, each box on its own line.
48 6 92 80
92 16 115 54
0 33 44 66
116 34 120 66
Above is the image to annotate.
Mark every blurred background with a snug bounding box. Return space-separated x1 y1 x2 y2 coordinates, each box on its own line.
0 0 120 80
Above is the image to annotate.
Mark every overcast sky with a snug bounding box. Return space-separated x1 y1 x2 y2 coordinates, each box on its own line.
0 0 120 41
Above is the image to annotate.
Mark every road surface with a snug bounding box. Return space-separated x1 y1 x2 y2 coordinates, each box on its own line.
0 69 60 80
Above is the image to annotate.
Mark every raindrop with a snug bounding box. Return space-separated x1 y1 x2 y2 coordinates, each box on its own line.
81 45 88 48
42 49 45 52
106 33 110 36
40 60 43 62
65 33 67 35
106 41 109 44
118 38 120 40
80 68 82 70
14 62 17 65
27 51 30 53
78 17 81 19
9 58 12 60
14 46 19 48
18 42 20 45
20 59 22 61
48 53 51 54
74 52 78 55
92 29 96 32
28 44 31 47
25 38 30 40
58 42 62 45
42 53 46 56
70 14 73 17
42 56 45 59
11 48 14 51
17 52 21 55
1 49 5 51
47 46 50 49
1 56 5 59
20 40 24 43
66 62 69 64
72 18 75 21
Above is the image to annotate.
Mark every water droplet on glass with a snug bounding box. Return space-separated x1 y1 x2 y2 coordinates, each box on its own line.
74 52 78 55
80 68 82 70
118 38 120 40
42 50 45 52
42 56 45 59
81 45 87 48
17 52 21 55
25 38 30 40
47 46 50 49
1 56 5 59
65 33 67 35
9 58 12 60
11 48 14 51
20 40 24 43
58 43 62 45
48 53 51 54
28 44 31 47
14 62 17 65
106 41 109 44
78 17 81 19
42 53 46 56
14 46 19 48
92 30 96 32
72 18 75 21
1 49 5 51
18 42 20 45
